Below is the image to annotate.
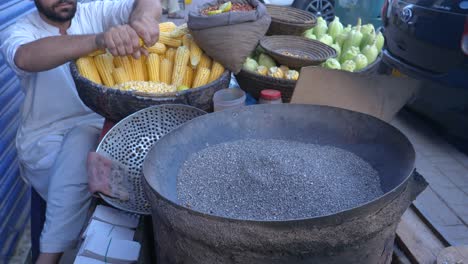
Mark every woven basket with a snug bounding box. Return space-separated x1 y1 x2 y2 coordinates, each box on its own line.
260 35 337 68
70 61 230 122
266 5 316 36
235 54 382 103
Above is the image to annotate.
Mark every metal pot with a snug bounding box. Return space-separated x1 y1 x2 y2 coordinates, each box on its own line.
143 104 427 264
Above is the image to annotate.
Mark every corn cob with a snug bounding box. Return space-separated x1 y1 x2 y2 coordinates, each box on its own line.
113 56 134 80
198 54 212 69
129 56 145 81
141 55 148 81
165 48 176 65
182 34 192 49
170 23 189 38
147 42 167 54
159 22 177 33
115 81 176 94
209 61 224 83
189 40 202 68
159 33 182 47
256 65 267 76
268 66 284 79
172 46 190 86
94 54 115 86
87 49 106 57
192 67 210 88
76 57 102 84
112 67 130 84
147 53 160 82
182 66 194 88
160 58 173 84
285 70 299 81
279 65 290 73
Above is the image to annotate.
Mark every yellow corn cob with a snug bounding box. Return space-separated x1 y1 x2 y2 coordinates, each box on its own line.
115 81 176 94
159 34 182 47
182 67 194 88
76 57 102 84
87 49 106 57
147 42 167 54
209 61 224 82
165 48 176 64
114 56 134 80
129 56 145 81
268 66 284 79
112 67 130 85
256 65 267 76
147 54 160 82
285 70 299 81
160 58 173 84
192 67 211 88
141 55 149 81
189 40 202 68
170 23 189 38
172 46 190 86
159 22 177 33
198 54 212 69
279 65 290 73
182 34 192 49
94 54 115 86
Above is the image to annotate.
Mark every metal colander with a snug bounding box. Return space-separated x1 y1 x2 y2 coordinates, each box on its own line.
96 104 206 214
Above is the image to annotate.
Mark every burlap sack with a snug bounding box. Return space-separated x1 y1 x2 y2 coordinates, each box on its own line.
188 0 271 73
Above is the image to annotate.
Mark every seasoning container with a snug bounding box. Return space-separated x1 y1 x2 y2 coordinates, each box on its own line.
213 88 246 112
259 89 283 104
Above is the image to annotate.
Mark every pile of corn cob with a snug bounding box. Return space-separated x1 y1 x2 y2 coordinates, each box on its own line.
76 22 226 95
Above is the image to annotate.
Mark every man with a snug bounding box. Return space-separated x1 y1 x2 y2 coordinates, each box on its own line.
0 0 161 262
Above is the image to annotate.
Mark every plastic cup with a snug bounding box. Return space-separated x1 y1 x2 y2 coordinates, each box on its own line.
213 88 246 112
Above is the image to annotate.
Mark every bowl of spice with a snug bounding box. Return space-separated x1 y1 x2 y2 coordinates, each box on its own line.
259 35 337 68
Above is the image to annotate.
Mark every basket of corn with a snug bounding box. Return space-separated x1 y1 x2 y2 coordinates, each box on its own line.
266 5 316 36
70 22 230 122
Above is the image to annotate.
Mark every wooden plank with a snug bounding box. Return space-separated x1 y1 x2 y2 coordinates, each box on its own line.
396 207 446 264
437 246 468 264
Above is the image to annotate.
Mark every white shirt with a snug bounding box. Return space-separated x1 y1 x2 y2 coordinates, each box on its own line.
1 0 134 171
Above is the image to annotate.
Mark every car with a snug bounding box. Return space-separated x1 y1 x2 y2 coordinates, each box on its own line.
382 0 468 153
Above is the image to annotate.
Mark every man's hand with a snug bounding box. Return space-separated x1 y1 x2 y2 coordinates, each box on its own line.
130 15 160 47
95 24 144 58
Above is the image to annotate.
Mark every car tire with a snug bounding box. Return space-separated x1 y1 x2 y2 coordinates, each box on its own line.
292 0 335 22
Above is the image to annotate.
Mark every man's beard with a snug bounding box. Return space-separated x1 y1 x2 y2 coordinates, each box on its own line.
34 0 77 23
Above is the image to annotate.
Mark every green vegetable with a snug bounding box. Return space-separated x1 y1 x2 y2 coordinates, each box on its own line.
258 53 276 69
353 54 369 71
323 58 341 70
339 46 359 63
243 57 259 72
376 31 385 53
360 24 375 35
330 43 341 58
328 16 344 39
342 18 363 53
361 41 378 65
360 26 376 50
341 60 356 72
177 85 189 91
335 25 352 48
319 34 333 46
303 29 317 40
314 17 328 38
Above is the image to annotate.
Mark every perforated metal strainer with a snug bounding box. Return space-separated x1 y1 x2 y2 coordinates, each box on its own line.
96 104 207 214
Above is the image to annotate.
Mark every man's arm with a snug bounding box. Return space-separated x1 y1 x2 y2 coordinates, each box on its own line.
128 0 162 47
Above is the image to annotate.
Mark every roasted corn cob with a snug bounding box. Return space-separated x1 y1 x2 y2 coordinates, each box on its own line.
115 81 176 94
159 33 182 47
129 56 145 81
172 46 190 86
209 61 224 83
192 67 210 88
182 67 194 88
159 22 177 33
76 57 102 84
182 34 192 49
160 58 173 84
147 42 167 54
189 40 202 68
112 67 130 84
94 54 115 86
147 53 160 82
170 23 189 38
198 54 212 70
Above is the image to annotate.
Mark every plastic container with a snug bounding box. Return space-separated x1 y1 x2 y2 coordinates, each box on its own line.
213 88 246 112
259 89 283 104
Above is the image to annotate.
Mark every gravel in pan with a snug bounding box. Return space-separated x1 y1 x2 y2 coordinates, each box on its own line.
176 139 383 221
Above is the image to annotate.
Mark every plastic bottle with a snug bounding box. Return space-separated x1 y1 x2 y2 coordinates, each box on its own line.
258 89 283 104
